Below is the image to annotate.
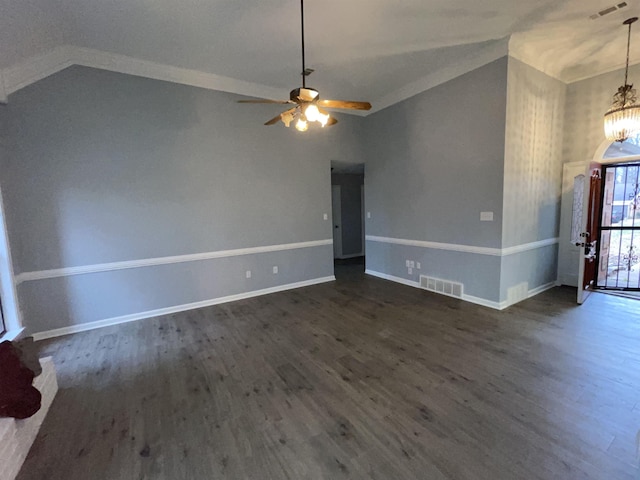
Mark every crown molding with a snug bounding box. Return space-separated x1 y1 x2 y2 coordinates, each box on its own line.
507 35 640 85
369 37 510 114
2 46 74 96
70 46 291 100
1 45 291 103
1 43 515 115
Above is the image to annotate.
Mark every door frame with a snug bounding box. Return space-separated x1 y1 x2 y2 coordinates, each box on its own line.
577 140 640 303
0 185 23 341
557 161 587 287
331 185 342 259
595 161 640 290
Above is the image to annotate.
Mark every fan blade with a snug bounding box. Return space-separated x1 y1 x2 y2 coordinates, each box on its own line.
238 99 293 104
264 107 297 126
317 99 371 111
317 107 337 127
264 114 283 126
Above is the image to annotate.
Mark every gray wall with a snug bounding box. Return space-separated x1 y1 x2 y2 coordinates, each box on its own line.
0 66 365 334
0 54 587 331
363 57 508 302
331 173 364 257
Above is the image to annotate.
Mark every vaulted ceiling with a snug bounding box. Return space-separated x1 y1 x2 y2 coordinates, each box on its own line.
2 0 640 110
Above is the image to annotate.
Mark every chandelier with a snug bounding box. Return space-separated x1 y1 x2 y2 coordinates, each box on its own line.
604 17 640 143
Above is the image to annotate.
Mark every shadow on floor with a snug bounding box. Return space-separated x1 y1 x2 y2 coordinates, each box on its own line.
334 256 365 281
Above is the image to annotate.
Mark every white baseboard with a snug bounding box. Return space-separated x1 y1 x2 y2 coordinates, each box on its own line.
364 269 557 311
32 276 335 341
463 294 503 310
365 269 501 308
496 281 558 310
527 281 558 299
365 269 419 288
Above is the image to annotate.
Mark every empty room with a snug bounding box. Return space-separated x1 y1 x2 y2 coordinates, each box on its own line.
1 0 640 478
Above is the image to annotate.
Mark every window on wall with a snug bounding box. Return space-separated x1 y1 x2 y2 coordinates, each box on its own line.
603 133 640 159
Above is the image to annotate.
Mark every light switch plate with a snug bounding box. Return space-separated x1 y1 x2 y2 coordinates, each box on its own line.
480 211 494 221
246 270 252 279
367 212 371 218
323 213 328 220
273 266 278 274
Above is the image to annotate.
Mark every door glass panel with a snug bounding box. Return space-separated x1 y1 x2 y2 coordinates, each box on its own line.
571 175 584 244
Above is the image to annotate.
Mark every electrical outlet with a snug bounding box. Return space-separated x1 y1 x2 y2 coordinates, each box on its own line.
416 262 421 269
408 267 413 274
409 261 415 268
246 270 252 279
405 260 411 267
273 266 278 274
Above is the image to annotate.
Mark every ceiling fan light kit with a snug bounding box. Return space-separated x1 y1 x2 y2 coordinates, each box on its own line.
604 17 640 143
238 0 371 131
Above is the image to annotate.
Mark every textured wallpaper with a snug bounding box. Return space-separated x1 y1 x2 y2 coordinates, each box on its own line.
502 57 566 248
563 62 640 164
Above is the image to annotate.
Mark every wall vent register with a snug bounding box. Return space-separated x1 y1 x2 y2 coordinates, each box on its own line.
420 275 464 299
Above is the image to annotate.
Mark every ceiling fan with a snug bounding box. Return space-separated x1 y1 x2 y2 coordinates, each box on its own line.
238 0 372 131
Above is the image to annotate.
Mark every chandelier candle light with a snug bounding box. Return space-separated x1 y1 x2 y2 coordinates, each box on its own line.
604 17 640 143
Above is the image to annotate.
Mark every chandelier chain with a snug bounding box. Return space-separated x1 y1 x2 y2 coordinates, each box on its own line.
625 20 632 88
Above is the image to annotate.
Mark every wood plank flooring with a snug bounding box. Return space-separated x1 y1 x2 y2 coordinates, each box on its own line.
16 265 640 479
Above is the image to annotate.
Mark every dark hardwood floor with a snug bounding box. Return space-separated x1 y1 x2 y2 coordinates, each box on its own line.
17 266 640 479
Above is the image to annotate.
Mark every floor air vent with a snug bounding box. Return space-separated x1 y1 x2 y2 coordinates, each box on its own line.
420 275 463 299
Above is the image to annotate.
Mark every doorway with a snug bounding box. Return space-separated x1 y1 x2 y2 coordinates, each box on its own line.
330 161 365 273
567 136 640 303
595 162 640 290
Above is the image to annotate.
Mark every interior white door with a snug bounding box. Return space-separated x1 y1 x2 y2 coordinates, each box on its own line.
331 185 342 258
557 162 587 287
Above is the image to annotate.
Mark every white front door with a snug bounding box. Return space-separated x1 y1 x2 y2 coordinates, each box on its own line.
557 162 587 287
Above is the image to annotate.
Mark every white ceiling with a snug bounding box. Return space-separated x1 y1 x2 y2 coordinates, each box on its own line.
2 0 640 107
